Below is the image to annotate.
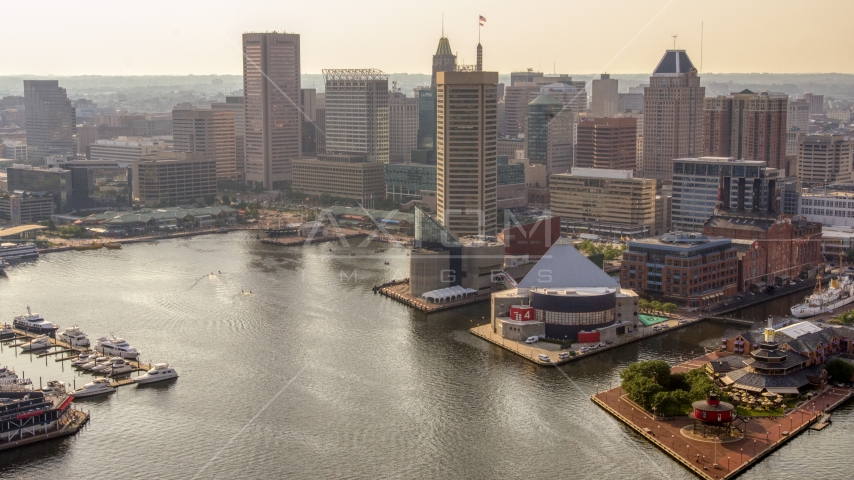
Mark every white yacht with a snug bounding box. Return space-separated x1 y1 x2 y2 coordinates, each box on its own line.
20 335 51 352
95 334 140 359
91 357 122 373
71 352 97 366
58 326 90 348
0 366 18 383
105 359 134 376
40 380 67 396
70 378 115 398
134 363 179 384
12 307 59 336
79 355 109 371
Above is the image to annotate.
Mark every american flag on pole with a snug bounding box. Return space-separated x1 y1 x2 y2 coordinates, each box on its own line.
479 15 486 26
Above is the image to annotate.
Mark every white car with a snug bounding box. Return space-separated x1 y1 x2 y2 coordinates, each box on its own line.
525 336 539 344
558 352 571 360
537 354 551 362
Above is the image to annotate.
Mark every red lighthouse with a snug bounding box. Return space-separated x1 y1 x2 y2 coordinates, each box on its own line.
690 392 742 438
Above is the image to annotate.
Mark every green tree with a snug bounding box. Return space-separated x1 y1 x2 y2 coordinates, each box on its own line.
204 194 217 206
652 389 692 416
827 358 854 382
221 195 231 206
650 300 662 313
622 375 663 410
39 219 57 231
620 360 671 389
662 302 677 315
638 299 650 312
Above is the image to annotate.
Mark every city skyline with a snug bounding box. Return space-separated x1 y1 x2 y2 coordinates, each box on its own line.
3 0 854 76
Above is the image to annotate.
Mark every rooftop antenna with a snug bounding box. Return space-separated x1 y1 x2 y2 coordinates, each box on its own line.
442 12 444 37
700 22 704 73
672 33 678 50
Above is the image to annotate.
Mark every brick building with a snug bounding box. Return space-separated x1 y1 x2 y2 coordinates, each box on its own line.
498 216 561 259
621 233 739 308
703 214 822 291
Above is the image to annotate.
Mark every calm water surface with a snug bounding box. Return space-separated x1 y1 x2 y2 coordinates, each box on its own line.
0 232 850 479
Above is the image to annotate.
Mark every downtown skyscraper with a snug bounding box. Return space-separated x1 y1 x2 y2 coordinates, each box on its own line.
436 71 499 236
242 32 302 189
24 80 76 161
641 50 704 182
323 69 389 163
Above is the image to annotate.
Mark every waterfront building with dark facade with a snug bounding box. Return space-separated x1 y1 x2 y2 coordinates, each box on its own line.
621 233 739 308
6 165 72 213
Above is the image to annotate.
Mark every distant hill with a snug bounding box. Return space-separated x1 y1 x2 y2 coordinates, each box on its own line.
3 72 853 105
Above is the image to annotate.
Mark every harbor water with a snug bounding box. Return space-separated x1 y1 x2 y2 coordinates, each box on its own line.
0 232 851 479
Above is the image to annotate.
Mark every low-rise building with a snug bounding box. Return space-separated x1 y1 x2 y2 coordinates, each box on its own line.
383 163 436 202
292 154 385 202
550 168 656 238
0 192 55 225
621 233 739 308
131 152 216 206
88 137 169 164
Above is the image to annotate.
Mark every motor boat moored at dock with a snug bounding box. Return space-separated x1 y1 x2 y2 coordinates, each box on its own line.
12 307 59 336
94 334 140 359
58 326 90 348
133 363 179 384
69 378 115 398
20 335 52 352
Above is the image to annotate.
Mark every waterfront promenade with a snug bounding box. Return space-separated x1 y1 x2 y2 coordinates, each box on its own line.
469 314 696 365
592 354 854 479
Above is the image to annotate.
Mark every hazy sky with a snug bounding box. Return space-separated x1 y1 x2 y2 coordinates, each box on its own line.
4 0 853 76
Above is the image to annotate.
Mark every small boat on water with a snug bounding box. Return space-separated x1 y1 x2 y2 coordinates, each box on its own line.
103 242 122 250
70 378 115 398
21 335 52 352
95 334 140 359
12 307 59 336
74 241 102 251
58 325 90 347
133 363 179 384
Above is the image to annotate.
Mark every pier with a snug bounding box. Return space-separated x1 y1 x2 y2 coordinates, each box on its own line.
469 315 701 366
378 281 490 313
591 353 854 479
2 329 157 383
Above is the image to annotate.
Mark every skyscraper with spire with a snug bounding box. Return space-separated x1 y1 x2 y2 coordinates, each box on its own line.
431 32 457 88
641 50 704 182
